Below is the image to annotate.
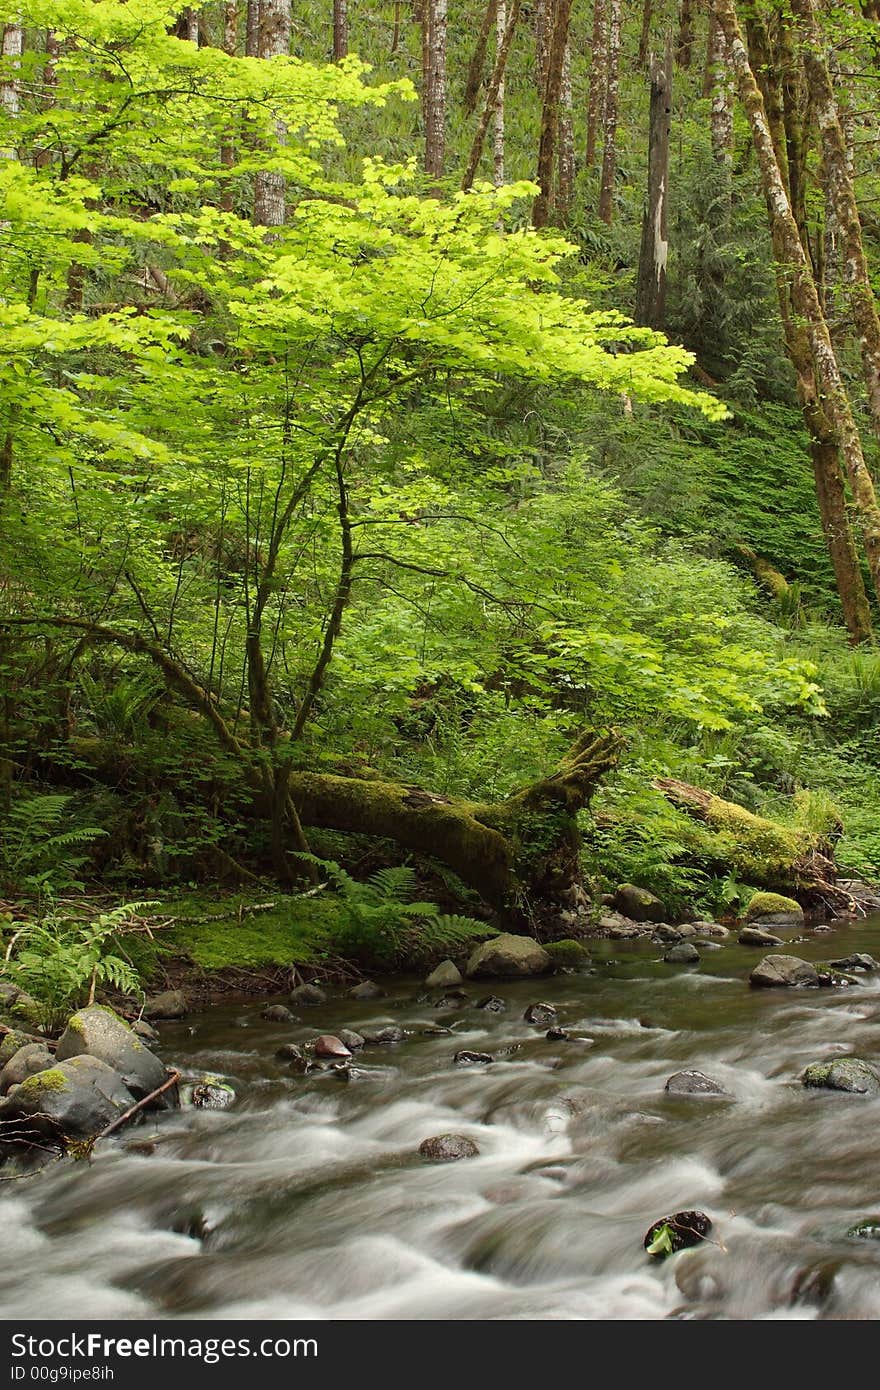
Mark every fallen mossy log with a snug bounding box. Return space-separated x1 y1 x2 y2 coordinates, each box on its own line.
653 777 848 908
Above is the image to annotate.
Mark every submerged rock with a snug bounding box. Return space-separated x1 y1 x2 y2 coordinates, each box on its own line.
546 1027 570 1042
524 1002 557 1027
644 1210 713 1259
749 954 819 988
337 1029 365 1050
360 1025 406 1044
847 1217 880 1240
275 1043 306 1063
144 990 187 1020
425 960 464 989
0 1045 55 1094
476 995 506 1013
313 1034 352 1060
664 942 700 964
665 1069 730 1098
466 933 551 979
433 989 468 1009
261 1004 297 1023
802 1057 880 1095
738 926 784 947
453 1050 493 1066
348 981 384 1001
544 939 590 968
614 884 667 923
0 1056 134 1147
419 1133 480 1162
829 953 878 972
289 983 327 1007
56 1005 170 1103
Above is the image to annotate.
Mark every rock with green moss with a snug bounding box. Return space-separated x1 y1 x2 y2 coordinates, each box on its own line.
847 1217 880 1240
465 933 551 979
745 893 804 928
614 884 667 923
802 1057 880 1095
0 1044 55 1094
0 1056 134 1149
0 1031 33 1069
544 939 590 969
56 1005 172 1105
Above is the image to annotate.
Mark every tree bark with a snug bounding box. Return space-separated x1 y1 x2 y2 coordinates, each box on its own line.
635 39 672 329
423 0 448 179
461 0 520 191
494 0 507 184
534 0 550 88
333 0 348 61
597 0 621 223
221 3 239 214
556 41 575 217
716 0 880 608
637 0 654 70
464 0 497 114
246 0 261 56
1 19 23 136
532 0 573 227
585 0 607 167
253 0 290 227
707 0 733 164
677 0 695 69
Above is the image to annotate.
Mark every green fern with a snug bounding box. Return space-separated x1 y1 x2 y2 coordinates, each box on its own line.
0 794 106 897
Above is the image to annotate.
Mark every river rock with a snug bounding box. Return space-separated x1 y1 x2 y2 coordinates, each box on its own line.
655 924 683 943
544 939 590 969
546 1027 570 1041
337 1029 365 1050
133 1020 159 1043
348 980 384 1001
744 893 804 928
738 926 784 947
313 1034 352 1060
749 954 819 988
419 1133 480 1162
644 1210 713 1259
476 995 506 1012
425 960 463 989
56 1006 170 1104
0 1045 55 1094
606 919 646 939
664 942 700 964
0 1031 34 1069
261 1004 297 1023
453 1050 493 1065
847 1217 880 1240
0 1056 135 1147
276 1043 306 1062
144 990 187 1020
360 1025 405 1044
433 988 468 1009
614 884 667 923
465 933 551 979
830 953 878 972
191 1077 235 1109
691 921 729 938
524 1002 557 1026
289 983 327 1007
665 1069 730 1097
802 1057 880 1095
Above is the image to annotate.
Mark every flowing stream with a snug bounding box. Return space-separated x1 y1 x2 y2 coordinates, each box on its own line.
4 916 880 1321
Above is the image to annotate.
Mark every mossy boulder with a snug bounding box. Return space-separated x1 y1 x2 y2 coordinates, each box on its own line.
56 1005 172 1104
0 1055 135 1149
0 1031 33 1069
802 1057 880 1095
544 939 590 969
465 933 551 979
0 1044 55 1094
614 884 667 923
745 892 804 928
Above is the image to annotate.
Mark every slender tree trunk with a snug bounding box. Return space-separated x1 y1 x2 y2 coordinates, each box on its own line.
246 0 261 56
586 0 607 167
532 0 573 227
333 0 348 60
1 20 23 138
494 0 507 183
556 42 575 216
464 0 497 114
715 0 880 606
637 0 654 70
635 39 672 329
253 0 290 227
221 4 238 214
791 0 880 455
534 0 550 88
391 2 401 54
183 7 199 43
423 0 448 178
677 0 695 68
462 0 520 191
597 0 621 223
707 0 733 164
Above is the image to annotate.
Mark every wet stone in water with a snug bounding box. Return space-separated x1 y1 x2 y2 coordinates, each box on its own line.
453 1050 493 1066
644 1210 713 1259
433 990 468 1010
261 1004 297 1023
476 996 506 1013
289 984 327 1007
524 1002 557 1027
337 1029 365 1050
545 1027 570 1041
847 1217 880 1240
349 981 384 1001
665 1069 730 1098
360 1025 406 1045
829 953 878 972
664 942 700 964
419 1134 480 1162
191 1077 235 1110
802 1057 880 1095
275 1043 305 1062
313 1035 352 1060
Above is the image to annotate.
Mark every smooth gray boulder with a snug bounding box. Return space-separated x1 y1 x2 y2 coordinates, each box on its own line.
691 921 729 939
466 933 551 979
0 1056 134 1146
0 1031 32 1069
0 1044 55 1094
289 983 327 1007
665 1069 730 1097
349 980 384 1001
802 1057 880 1095
739 926 784 947
144 990 187 1020
829 953 878 972
614 884 666 923
750 954 819 988
56 1006 170 1103
425 960 464 989
664 942 700 964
